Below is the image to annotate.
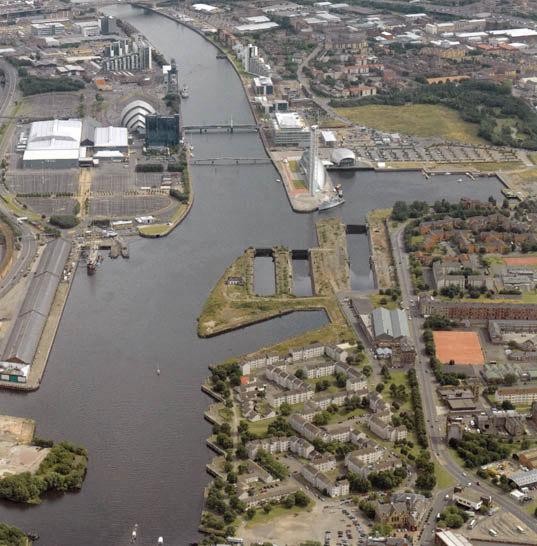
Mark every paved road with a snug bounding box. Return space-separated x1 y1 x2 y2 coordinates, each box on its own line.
390 225 537 540
0 60 39 299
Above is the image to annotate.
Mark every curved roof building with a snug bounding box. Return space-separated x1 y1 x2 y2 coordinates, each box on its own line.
120 99 156 132
331 148 355 166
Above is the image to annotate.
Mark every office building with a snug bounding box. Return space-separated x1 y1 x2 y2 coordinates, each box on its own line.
145 115 181 149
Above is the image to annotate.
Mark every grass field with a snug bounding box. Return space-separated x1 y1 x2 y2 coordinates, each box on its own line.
368 293 398 310
334 104 487 145
288 160 301 173
435 462 456 489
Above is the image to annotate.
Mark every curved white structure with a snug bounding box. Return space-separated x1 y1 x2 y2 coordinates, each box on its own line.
120 99 156 132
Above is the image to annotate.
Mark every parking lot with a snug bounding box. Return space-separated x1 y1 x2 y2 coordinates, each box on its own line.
6 172 79 194
90 195 171 217
18 197 78 216
240 496 374 546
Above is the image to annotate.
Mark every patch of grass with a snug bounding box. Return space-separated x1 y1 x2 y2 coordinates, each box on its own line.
435 462 456 489
334 104 487 145
139 224 169 236
248 416 277 437
525 499 537 515
529 153 537 165
288 160 301 173
218 408 233 421
368 293 398 310
245 502 313 527
292 177 308 190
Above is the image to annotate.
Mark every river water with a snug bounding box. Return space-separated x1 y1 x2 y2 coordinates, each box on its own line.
0 6 506 545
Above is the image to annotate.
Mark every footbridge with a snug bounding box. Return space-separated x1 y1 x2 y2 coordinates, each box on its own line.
190 157 271 165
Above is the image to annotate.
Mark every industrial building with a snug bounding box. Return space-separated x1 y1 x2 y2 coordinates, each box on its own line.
0 239 70 381
72 20 100 37
23 119 82 169
120 100 156 133
371 308 410 342
30 22 65 36
94 126 129 158
145 115 180 149
271 112 310 147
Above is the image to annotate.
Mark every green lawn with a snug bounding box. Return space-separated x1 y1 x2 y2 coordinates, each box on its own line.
525 499 537 516
368 293 399 310
435 462 456 489
292 178 308 190
334 104 487 145
248 416 277 437
245 503 313 527
288 160 301 173
218 408 233 422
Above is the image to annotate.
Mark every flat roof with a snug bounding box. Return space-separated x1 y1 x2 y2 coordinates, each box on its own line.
94 126 128 148
235 22 279 31
274 112 307 130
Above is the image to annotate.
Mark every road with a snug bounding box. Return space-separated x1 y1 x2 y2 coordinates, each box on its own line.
390 225 537 540
0 60 39 299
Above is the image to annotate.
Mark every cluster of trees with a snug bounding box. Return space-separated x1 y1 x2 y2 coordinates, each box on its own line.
391 200 429 222
135 163 164 172
19 75 84 96
358 499 376 519
449 432 511 468
255 449 289 480
17 192 74 198
423 315 458 330
415 450 436 490
204 477 243 533
378 287 401 304
164 93 180 114
50 215 79 229
437 505 469 529
210 362 241 400
0 523 27 546
0 442 87 504
214 422 233 450
348 467 407 493
406 369 427 449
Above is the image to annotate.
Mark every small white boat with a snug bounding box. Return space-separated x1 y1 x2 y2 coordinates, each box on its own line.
131 524 138 543
158 537 164 545
457 178 462 182
157 366 161 375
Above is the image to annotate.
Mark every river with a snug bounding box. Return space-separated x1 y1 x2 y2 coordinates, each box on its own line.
0 6 506 545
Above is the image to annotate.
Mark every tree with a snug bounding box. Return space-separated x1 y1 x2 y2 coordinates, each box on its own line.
295 368 305 379
363 365 372 377
50 215 79 229
246 508 256 519
376 383 385 393
335 372 347 388
313 411 331 426
392 201 409 222
504 373 517 386
280 402 292 416
502 400 515 410
282 494 295 508
294 490 309 507
263 504 271 513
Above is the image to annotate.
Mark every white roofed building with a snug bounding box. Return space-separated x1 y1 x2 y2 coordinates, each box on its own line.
23 119 82 169
94 126 129 154
271 112 310 146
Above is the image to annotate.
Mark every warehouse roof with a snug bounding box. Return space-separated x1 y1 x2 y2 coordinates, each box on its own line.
20 271 60 317
372 308 409 340
81 117 100 146
331 148 355 164
26 119 81 151
35 238 70 278
511 469 537 487
2 239 70 365
94 126 128 148
2 310 47 365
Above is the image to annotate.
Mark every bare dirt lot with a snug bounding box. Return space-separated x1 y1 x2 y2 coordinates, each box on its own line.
433 330 485 365
0 415 50 478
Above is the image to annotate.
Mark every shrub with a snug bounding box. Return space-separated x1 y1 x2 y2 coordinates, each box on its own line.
50 215 79 229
